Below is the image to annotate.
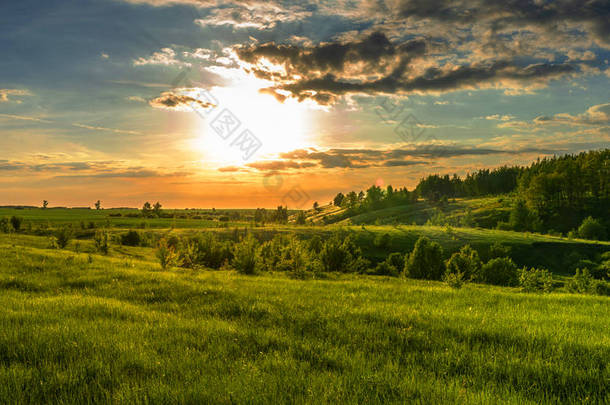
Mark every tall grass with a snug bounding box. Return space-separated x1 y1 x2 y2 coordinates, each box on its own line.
0 237 609 403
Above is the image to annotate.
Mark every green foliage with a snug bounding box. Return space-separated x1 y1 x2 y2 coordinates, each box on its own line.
445 244 481 281
519 267 554 293
578 217 607 241
373 232 391 249
374 253 403 277
232 233 262 275
443 270 465 289
404 236 445 280
181 233 232 269
10 216 22 232
488 242 510 260
333 192 345 206
295 211 306 225
0 217 14 233
156 237 177 270
319 232 367 273
480 257 518 286
121 230 141 246
93 229 110 255
566 268 594 294
54 226 74 249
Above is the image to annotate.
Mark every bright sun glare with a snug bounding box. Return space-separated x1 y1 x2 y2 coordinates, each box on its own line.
191 66 314 167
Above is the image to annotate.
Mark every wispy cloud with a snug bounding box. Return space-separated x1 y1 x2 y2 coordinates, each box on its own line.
72 123 143 135
0 113 51 123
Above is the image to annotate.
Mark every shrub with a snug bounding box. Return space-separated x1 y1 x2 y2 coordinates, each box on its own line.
121 230 141 246
0 218 14 233
480 257 518 286
445 245 481 281
374 233 391 249
443 270 465 289
94 230 110 255
156 238 177 270
308 235 323 254
10 216 22 232
54 226 74 249
182 233 233 269
566 268 595 294
404 237 445 280
488 242 510 260
578 216 607 241
519 267 553 293
232 234 261 275
374 253 403 277
319 233 366 273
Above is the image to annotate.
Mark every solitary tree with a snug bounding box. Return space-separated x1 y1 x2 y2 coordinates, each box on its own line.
142 202 153 217
153 202 163 217
313 201 320 211
42 200 48 209
95 200 102 210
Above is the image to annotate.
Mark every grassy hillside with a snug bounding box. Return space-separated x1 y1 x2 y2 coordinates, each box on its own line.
306 196 512 228
2 206 608 275
1 235 609 404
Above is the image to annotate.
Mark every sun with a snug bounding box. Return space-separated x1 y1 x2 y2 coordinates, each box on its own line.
191 68 314 166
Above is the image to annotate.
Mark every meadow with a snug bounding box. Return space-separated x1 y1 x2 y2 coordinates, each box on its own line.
1 207 609 404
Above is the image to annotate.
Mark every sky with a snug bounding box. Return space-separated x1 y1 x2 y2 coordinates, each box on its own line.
1 0 609 208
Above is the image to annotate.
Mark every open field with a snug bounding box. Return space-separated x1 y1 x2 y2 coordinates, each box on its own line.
1 235 609 404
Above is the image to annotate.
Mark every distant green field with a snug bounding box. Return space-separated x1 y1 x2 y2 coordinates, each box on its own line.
2 208 608 275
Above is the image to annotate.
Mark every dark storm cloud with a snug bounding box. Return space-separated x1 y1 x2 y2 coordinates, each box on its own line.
396 0 610 44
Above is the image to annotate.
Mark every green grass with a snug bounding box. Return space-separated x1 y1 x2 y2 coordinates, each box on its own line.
0 234 609 404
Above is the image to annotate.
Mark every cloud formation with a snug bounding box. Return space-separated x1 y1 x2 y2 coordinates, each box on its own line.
220 144 560 173
0 89 31 103
235 31 582 104
148 90 217 111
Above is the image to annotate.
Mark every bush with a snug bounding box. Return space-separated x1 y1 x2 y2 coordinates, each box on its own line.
232 234 261 275
54 226 74 249
181 233 233 269
0 218 14 233
488 242 510 260
443 270 465 289
578 216 607 241
519 267 553 293
373 253 403 277
121 230 141 246
156 238 177 270
94 230 110 255
404 237 445 280
10 216 22 232
445 245 481 281
566 268 595 294
319 233 366 273
374 233 391 249
480 257 518 286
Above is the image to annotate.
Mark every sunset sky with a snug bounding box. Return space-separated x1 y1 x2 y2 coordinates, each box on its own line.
1 0 609 208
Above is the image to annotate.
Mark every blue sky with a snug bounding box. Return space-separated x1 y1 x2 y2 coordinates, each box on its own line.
1 0 609 208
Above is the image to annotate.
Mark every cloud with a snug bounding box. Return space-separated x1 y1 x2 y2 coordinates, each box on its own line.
485 114 515 121
0 89 32 103
0 113 51 123
235 31 581 104
495 103 610 130
148 90 217 111
133 48 189 67
220 144 558 173
73 123 143 135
